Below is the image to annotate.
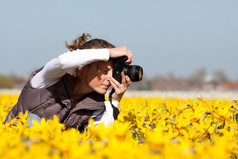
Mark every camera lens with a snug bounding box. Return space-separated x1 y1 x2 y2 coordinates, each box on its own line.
123 65 143 82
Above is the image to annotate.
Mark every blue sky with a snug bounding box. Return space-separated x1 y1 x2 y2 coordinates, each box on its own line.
0 0 238 80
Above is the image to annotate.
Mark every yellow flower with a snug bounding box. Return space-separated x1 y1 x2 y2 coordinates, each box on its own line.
1 95 238 158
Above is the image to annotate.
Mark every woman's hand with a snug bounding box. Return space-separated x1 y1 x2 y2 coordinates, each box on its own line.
108 47 133 64
109 72 131 102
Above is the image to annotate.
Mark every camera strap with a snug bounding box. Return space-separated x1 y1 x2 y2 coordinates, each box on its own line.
109 88 119 120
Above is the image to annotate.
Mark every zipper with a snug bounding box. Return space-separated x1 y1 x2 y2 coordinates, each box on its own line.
31 99 54 113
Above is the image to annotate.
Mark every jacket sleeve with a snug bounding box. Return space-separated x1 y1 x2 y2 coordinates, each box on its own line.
64 101 120 131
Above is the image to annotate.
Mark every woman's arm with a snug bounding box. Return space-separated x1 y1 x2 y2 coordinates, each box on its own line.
90 71 130 127
31 49 109 88
31 47 133 89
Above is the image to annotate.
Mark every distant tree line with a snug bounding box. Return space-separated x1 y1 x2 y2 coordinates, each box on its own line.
0 74 27 89
0 68 237 91
129 68 238 91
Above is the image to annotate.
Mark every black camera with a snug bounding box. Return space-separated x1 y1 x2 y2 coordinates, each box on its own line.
109 56 143 120
112 56 143 83
109 56 143 101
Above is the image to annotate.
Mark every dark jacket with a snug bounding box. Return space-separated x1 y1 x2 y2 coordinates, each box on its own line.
4 68 106 131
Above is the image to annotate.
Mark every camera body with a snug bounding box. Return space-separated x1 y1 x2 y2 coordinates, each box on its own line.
109 56 143 101
109 56 143 119
112 56 143 83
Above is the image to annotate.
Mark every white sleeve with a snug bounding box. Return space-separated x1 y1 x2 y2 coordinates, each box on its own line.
31 49 110 88
92 101 120 127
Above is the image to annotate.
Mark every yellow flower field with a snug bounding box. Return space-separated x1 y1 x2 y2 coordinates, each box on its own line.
1 94 238 159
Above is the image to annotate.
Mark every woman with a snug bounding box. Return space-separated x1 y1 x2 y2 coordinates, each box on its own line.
4 33 133 131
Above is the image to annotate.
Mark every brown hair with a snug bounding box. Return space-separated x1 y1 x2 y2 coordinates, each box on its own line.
65 33 115 51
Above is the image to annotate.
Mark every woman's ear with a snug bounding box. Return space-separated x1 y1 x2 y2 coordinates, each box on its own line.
77 66 84 76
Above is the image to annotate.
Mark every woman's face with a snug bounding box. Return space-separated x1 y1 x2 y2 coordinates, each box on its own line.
83 60 113 94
